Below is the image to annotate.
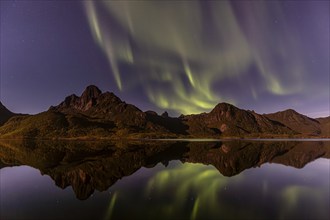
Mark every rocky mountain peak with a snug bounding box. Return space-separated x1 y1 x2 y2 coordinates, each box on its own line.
78 85 102 111
282 109 299 115
51 85 103 112
212 103 236 112
161 111 169 117
210 103 238 118
81 85 102 101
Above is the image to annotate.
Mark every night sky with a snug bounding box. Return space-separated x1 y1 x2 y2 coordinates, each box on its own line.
1 1 329 117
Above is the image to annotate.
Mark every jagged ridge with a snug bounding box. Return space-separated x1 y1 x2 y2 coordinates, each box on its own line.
0 85 329 139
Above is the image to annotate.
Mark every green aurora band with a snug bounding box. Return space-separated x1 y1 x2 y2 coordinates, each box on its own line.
83 1 313 114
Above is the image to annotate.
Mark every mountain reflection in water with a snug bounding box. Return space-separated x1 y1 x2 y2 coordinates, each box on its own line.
0 140 329 220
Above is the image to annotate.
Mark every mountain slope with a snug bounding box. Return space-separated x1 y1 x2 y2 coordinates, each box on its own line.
183 103 294 137
0 102 15 125
265 109 321 136
0 111 117 139
316 116 330 137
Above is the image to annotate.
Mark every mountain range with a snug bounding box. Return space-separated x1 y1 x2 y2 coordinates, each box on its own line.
0 85 329 139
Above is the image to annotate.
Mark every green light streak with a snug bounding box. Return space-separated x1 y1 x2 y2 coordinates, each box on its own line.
83 1 308 114
104 192 118 220
146 163 239 218
191 197 200 220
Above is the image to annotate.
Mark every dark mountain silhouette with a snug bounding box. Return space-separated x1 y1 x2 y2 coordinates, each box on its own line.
0 140 328 200
0 85 329 139
0 102 15 125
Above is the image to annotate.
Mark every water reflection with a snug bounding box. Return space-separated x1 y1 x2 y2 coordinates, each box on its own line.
0 140 329 220
147 163 234 220
0 140 329 200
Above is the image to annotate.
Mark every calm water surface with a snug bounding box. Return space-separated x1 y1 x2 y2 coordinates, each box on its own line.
0 140 329 220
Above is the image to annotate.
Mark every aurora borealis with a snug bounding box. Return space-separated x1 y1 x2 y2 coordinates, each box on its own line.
0 1 329 116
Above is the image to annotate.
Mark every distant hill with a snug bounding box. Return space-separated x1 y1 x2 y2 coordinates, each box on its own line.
0 85 329 139
183 103 294 137
265 109 322 136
